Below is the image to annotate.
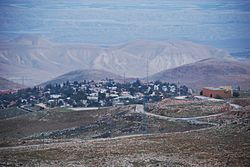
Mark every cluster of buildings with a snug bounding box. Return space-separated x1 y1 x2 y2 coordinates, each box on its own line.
1 75 241 110
0 79 190 109
44 79 189 108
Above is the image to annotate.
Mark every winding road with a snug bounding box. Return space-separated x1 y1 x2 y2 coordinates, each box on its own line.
133 105 220 126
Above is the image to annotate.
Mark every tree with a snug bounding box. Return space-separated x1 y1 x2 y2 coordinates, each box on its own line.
154 80 162 85
180 85 188 95
200 91 203 96
233 91 240 97
62 87 74 97
98 92 106 101
44 84 52 91
129 87 136 96
72 91 87 102
132 79 141 88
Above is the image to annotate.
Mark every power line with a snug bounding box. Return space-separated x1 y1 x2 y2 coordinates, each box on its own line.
143 54 149 134
123 72 125 84
146 55 149 85
8 76 32 87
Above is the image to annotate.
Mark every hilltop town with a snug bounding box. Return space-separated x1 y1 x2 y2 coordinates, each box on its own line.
0 79 189 110
1 0 250 166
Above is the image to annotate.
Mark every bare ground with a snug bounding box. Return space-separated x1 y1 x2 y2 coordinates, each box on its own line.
0 123 249 167
0 98 249 166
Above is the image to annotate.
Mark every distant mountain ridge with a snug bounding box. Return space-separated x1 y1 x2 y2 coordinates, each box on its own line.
0 77 24 90
41 69 124 86
148 58 250 89
0 35 232 85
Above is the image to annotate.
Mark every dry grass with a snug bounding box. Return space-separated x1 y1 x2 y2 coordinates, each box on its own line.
149 99 228 118
0 98 249 166
0 123 249 166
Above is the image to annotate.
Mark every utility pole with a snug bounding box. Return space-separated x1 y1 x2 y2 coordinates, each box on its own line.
143 54 149 134
22 76 25 87
178 81 180 96
9 76 32 87
146 55 149 85
123 72 125 84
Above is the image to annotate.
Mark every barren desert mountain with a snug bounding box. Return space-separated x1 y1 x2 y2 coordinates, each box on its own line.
0 36 232 85
93 40 232 78
41 69 123 86
149 58 250 89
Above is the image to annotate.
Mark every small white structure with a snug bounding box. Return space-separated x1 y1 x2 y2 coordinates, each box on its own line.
50 94 61 99
174 96 187 100
87 96 98 101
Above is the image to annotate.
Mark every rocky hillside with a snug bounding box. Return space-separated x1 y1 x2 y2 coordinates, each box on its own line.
149 58 250 89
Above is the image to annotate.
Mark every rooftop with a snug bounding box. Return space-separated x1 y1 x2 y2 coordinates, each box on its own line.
203 87 225 91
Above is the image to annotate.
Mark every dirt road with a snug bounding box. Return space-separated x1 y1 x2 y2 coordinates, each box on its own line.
134 104 219 125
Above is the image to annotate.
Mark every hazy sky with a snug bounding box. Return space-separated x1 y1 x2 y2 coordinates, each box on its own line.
0 0 250 53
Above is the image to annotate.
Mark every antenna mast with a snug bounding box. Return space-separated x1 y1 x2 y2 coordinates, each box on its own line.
146 55 149 85
143 54 149 135
123 72 125 84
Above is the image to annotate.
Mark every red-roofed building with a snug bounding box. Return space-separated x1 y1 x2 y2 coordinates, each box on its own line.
202 86 232 99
